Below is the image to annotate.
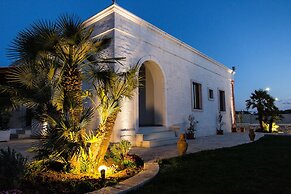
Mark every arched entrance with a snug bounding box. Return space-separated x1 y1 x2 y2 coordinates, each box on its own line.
138 61 165 126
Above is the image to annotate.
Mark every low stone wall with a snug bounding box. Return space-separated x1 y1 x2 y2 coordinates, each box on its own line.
237 123 291 134
236 114 291 124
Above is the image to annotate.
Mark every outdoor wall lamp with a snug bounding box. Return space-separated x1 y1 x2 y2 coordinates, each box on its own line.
231 66 236 75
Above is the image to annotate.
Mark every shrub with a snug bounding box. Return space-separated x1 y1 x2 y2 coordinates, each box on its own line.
108 140 133 169
0 110 11 130
262 121 279 133
0 147 27 190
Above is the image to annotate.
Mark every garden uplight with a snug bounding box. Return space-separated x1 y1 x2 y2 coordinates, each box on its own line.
98 165 107 180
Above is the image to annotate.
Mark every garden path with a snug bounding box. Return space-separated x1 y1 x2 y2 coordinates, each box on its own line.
0 132 264 161
130 132 264 162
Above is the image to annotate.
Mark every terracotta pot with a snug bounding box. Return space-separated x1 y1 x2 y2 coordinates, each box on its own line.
177 134 188 156
240 127 245 132
186 133 195 139
249 129 256 141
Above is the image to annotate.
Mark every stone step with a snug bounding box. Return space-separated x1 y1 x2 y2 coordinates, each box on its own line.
138 126 169 134
10 128 21 134
16 129 25 134
142 131 176 141
136 126 178 148
18 134 31 139
10 133 32 139
10 134 19 139
141 137 178 148
10 130 32 139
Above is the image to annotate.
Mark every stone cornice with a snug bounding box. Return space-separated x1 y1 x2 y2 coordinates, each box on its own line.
84 4 232 74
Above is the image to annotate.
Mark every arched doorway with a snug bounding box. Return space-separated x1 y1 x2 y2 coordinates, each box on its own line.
138 61 165 126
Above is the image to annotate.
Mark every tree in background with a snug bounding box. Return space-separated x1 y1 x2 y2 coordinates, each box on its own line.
246 89 281 132
265 104 282 133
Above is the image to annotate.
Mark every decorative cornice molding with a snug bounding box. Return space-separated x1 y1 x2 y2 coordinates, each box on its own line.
83 4 115 27
84 4 232 73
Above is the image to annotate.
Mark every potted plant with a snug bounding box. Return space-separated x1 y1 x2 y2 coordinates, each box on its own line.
0 109 11 141
216 112 224 135
186 114 198 139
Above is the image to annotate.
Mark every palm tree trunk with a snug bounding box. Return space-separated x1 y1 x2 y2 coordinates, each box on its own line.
258 113 264 131
96 111 118 167
269 118 273 133
62 66 83 124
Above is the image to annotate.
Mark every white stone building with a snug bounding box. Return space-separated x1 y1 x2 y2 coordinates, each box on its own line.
85 4 236 147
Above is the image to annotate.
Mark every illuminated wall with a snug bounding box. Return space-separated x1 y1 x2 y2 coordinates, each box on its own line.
85 4 235 142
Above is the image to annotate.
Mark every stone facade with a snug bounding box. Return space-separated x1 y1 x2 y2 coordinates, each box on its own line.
85 4 235 143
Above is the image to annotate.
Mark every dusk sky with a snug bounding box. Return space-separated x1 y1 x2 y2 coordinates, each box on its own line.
1 0 291 110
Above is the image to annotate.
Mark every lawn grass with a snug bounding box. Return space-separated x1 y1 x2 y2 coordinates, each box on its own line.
130 135 291 194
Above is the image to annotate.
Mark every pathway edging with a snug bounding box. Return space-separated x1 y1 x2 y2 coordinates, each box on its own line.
87 133 266 194
87 162 159 194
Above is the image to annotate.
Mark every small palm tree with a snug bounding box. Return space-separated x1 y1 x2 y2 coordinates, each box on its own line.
246 89 280 132
86 64 140 167
266 99 282 133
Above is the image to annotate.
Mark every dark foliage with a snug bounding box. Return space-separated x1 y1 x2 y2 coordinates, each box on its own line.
0 148 27 191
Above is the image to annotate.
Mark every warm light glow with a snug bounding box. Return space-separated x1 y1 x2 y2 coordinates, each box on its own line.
41 121 48 136
98 165 107 173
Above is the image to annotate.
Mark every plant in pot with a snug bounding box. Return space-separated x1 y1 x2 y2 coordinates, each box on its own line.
0 109 11 141
216 112 224 135
186 114 198 139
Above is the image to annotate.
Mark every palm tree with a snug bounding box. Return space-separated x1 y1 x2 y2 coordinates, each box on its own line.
5 14 139 172
8 15 110 124
265 103 282 133
86 64 140 167
246 89 279 131
4 15 110 172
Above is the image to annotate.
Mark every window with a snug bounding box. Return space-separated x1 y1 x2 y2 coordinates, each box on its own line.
219 90 226 111
208 89 214 100
192 82 202 110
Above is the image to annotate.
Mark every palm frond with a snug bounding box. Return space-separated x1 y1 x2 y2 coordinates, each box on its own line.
8 20 57 62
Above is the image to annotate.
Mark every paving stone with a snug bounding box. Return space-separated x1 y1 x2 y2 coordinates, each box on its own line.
0 132 266 194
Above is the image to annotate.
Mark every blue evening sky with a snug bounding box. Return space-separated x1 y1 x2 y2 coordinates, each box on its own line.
1 0 291 110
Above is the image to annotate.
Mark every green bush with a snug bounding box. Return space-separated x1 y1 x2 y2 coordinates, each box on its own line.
262 121 279 133
0 110 11 130
108 140 133 169
0 147 27 190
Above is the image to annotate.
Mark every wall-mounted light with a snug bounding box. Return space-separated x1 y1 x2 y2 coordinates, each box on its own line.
231 66 236 75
